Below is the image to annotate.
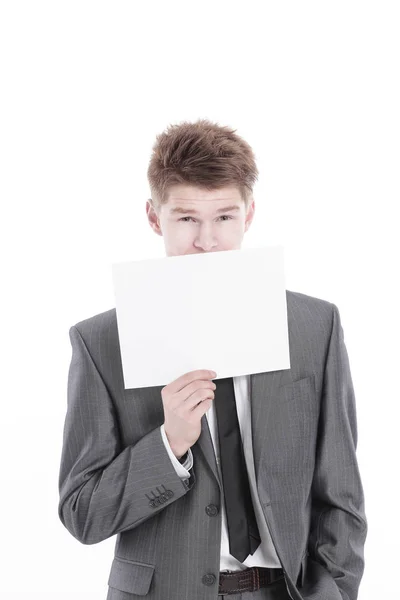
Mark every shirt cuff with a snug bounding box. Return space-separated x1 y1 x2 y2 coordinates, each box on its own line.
160 423 193 478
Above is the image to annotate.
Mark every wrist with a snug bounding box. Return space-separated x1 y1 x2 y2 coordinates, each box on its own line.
172 447 189 460
165 431 188 459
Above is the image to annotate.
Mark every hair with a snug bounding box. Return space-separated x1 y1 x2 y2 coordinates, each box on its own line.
147 118 259 213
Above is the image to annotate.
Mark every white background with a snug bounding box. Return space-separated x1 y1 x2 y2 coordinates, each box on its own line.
1 1 398 599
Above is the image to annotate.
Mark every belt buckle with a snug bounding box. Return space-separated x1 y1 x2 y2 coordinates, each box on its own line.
218 573 239 596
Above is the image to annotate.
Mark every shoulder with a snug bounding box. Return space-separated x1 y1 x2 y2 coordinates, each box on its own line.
71 306 116 334
286 289 335 319
69 307 119 351
285 289 337 342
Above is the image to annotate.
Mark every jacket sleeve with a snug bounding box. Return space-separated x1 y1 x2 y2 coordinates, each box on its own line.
58 325 196 546
308 303 368 600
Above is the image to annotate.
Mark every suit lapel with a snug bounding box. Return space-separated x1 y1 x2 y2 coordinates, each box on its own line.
196 413 221 489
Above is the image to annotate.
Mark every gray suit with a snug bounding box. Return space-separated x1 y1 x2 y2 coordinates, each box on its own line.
58 290 368 600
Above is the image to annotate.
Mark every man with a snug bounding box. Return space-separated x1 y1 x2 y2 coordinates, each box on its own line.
58 119 368 600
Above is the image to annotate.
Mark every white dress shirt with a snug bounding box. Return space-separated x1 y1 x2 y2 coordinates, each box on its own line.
160 375 282 572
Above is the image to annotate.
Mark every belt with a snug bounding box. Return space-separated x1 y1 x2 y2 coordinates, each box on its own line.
218 566 285 595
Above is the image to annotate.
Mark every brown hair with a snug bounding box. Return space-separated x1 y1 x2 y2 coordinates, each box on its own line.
147 118 259 213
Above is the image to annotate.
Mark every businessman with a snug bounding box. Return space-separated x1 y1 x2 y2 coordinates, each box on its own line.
58 118 368 599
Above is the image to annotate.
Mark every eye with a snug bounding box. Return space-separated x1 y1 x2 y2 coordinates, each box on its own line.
179 216 233 222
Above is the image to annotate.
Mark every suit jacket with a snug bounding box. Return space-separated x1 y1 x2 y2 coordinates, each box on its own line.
58 290 368 600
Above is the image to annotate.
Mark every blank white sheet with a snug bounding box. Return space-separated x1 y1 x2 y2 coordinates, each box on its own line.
111 245 290 389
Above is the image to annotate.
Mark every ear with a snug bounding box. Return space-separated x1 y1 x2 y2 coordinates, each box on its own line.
146 199 163 236
244 198 255 232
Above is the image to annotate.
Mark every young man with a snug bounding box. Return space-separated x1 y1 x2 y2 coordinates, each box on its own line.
58 119 368 600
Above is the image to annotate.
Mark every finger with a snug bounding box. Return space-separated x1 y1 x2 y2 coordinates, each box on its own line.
167 369 216 394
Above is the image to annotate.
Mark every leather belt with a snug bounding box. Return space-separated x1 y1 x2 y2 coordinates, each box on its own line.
218 566 285 595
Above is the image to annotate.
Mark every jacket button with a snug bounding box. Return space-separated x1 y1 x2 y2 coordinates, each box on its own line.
202 573 216 586
205 504 219 516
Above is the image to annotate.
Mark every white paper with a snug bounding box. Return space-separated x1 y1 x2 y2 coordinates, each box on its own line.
111 245 290 389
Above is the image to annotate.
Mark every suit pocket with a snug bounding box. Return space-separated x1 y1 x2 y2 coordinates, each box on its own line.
108 556 155 596
279 375 314 399
297 549 308 588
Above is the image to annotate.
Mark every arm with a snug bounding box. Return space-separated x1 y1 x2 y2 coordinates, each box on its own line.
308 304 368 600
58 325 196 546
160 423 194 477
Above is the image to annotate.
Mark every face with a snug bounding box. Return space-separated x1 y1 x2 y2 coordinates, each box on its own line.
146 184 255 257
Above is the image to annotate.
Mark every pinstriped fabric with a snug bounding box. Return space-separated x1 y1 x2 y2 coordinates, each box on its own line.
57 290 367 600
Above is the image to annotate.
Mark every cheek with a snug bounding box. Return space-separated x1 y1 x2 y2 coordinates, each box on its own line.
221 222 244 239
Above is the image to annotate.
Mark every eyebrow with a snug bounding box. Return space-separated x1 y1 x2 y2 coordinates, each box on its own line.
170 205 241 215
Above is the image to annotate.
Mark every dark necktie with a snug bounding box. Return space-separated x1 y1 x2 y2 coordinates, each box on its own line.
214 376 261 562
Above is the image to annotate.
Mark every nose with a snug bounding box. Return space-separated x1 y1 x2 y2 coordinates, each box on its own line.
194 239 218 252
193 228 218 252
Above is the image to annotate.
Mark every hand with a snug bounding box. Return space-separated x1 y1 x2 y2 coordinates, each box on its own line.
162 369 217 458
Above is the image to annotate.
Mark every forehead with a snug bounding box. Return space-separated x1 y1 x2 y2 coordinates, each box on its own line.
166 184 242 205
